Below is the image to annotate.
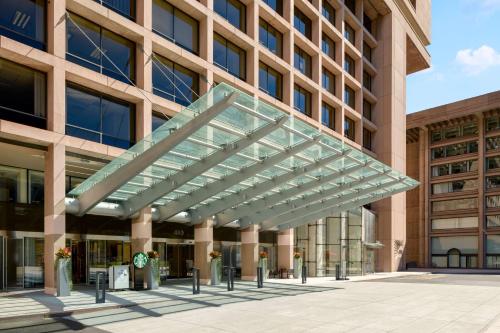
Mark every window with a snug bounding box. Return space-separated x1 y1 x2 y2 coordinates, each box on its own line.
294 46 312 78
0 58 46 129
95 0 135 20
363 42 372 62
152 112 170 132
66 13 135 84
0 165 27 203
322 103 335 130
259 19 282 57
432 179 478 194
431 160 477 177
66 84 135 149
431 198 478 212
486 136 500 151
430 123 478 143
344 117 355 140
344 23 355 44
487 156 500 171
214 0 246 32
263 0 283 16
345 0 356 14
487 215 500 228
363 71 372 91
28 170 44 204
344 54 355 76
322 2 335 26
259 62 282 101
0 0 46 50
322 68 335 95
363 13 372 34
363 99 372 121
214 33 246 80
322 34 335 60
432 217 478 230
431 236 478 268
344 85 355 109
486 116 500 132
293 84 311 117
152 54 199 106
486 235 500 268
487 176 500 189
363 128 372 150
294 8 312 40
430 141 478 160
152 0 199 54
487 195 500 208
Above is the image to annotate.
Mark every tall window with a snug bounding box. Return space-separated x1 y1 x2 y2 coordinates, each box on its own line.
322 68 335 95
363 71 372 91
294 8 312 40
345 0 356 14
259 19 282 57
363 128 372 150
344 117 355 140
344 85 355 109
95 0 136 20
431 141 478 160
214 0 246 32
259 62 282 101
322 2 336 26
263 0 283 16
66 13 135 84
0 58 46 129
431 160 478 177
66 84 135 149
152 54 199 106
294 46 312 78
152 0 199 54
363 99 372 121
294 85 311 117
363 13 372 33
344 54 355 76
322 34 335 60
0 0 46 50
363 42 372 62
214 33 246 80
322 103 335 130
344 23 355 44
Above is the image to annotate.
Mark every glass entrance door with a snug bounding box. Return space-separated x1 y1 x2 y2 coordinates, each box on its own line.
166 244 194 278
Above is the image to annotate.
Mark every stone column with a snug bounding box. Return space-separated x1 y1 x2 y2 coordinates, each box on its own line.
477 113 485 268
194 219 214 284
131 208 152 288
277 229 294 270
241 225 259 281
44 143 66 295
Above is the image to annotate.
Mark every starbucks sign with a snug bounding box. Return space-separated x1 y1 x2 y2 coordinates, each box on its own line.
133 252 148 269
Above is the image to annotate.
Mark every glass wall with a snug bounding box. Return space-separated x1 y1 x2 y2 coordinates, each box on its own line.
0 0 46 50
66 84 136 149
66 13 135 84
87 239 131 283
431 236 478 268
0 58 46 129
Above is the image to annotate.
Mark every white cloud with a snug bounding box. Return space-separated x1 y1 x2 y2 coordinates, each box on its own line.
479 0 500 10
456 45 500 75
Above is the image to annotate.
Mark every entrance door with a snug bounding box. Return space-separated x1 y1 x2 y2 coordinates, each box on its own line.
71 241 86 284
167 244 194 278
448 248 460 268
0 236 5 291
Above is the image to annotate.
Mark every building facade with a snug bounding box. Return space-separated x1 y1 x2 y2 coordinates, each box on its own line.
406 90 500 269
0 0 429 293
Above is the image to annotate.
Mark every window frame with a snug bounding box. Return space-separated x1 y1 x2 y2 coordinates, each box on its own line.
259 62 283 101
214 0 246 32
294 7 312 40
259 18 283 57
213 32 247 80
294 45 312 78
344 117 355 141
293 84 312 117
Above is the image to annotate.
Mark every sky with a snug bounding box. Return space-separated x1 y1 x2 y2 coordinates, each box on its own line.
407 0 500 114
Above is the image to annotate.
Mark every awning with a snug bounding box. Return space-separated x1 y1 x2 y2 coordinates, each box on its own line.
67 83 418 229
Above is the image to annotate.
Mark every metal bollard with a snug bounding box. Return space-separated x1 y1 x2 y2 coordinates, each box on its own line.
96 271 106 304
192 268 200 294
226 267 233 291
335 263 341 280
301 265 307 284
257 267 263 288
230 267 235 291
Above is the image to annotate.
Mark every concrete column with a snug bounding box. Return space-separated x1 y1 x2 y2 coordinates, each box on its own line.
131 208 152 288
477 113 485 268
194 219 214 284
44 142 66 295
277 229 294 270
241 225 259 281
307 223 317 276
419 127 429 267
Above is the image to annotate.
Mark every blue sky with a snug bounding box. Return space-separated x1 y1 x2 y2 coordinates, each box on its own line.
407 0 500 113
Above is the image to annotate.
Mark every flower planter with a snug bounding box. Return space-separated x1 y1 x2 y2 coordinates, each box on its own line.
293 257 302 279
146 258 160 290
56 258 72 297
258 257 269 280
210 258 222 285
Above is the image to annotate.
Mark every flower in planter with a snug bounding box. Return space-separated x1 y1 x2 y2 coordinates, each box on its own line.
147 250 160 259
293 252 302 259
209 250 222 260
56 247 71 259
259 251 268 259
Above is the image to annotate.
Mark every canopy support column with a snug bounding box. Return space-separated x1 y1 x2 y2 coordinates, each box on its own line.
131 207 153 289
277 229 294 271
241 225 259 281
194 218 214 284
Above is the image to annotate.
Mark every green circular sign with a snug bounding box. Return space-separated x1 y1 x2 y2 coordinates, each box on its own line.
133 252 149 269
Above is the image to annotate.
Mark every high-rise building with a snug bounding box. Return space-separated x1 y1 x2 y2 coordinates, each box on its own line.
0 0 430 293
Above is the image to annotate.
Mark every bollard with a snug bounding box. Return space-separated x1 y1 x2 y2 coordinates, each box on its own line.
301 265 307 284
257 267 263 288
335 263 341 280
226 266 233 291
192 268 200 294
96 271 106 304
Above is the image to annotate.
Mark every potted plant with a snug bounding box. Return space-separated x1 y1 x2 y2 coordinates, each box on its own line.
293 252 302 279
146 251 160 290
209 250 222 285
259 251 269 280
55 247 72 296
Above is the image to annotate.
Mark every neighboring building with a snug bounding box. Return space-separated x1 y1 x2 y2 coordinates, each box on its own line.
0 0 429 293
406 90 500 269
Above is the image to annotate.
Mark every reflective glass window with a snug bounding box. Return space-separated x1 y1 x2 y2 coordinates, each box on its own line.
344 54 355 76
294 8 311 40
322 2 335 26
263 0 283 16
344 117 355 141
431 198 478 212
363 128 372 150
363 42 372 62
432 217 478 230
322 103 335 130
363 71 372 91
363 99 372 121
259 62 282 101
294 46 312 78
322 68 335 95
487 156 500 171
213 33 246 80
344 85 355 109
214 0 246 32
0 0 46 50
259 19 282 57
322 34 335 60
344 23 355 44
152 112 170 131
293 84 311 117
95 0 135 20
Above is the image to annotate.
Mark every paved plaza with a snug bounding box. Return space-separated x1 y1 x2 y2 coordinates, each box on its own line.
2 273 500 332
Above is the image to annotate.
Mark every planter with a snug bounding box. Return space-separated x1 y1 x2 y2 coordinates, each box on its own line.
146 258 160 290
210 259 222 285
293 257 302 279
56 258 72 297
258 257 269 280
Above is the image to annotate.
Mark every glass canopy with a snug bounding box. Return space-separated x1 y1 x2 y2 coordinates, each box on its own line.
68 83 418 229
